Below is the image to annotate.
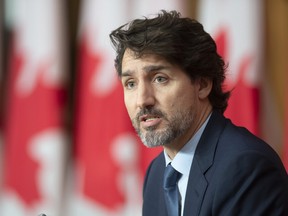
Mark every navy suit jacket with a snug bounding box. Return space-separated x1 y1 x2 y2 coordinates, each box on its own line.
142 111 288 216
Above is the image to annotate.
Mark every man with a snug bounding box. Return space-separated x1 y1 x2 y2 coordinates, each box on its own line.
110 10 288 216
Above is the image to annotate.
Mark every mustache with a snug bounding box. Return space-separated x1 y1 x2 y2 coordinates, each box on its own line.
135 107 165 120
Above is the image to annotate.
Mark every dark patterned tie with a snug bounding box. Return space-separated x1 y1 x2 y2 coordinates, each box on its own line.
163 163 182 216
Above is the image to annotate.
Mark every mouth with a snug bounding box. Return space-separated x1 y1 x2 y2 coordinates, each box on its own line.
140 115 160 122
139 114 161 128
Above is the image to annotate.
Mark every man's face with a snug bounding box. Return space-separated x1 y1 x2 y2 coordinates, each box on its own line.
121 49 204 148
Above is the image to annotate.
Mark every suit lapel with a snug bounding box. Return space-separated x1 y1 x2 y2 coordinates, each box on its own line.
183 159 208 216
183 111 227 216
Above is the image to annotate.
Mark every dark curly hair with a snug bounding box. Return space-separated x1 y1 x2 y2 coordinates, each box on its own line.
109 10 230 113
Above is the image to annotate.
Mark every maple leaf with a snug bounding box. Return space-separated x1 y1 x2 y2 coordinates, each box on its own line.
74 34 162 210
74 35 127 209
4 43 66 207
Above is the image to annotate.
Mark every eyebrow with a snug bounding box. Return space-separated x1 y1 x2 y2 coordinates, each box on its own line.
121 65 170 77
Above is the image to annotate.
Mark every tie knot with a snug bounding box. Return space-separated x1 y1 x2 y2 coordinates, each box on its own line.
163 164 181 189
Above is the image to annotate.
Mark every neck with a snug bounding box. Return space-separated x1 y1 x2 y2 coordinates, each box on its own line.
164 105 212 160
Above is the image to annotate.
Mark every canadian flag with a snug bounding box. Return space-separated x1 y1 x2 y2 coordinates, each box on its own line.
198 0 262 135
0 1 68 216
69 1 186 216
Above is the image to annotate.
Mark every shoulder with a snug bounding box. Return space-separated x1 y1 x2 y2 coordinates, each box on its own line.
218 118 285 168
207 111 284 166
195 111 285 174
143 151 165 187
201 113 288 214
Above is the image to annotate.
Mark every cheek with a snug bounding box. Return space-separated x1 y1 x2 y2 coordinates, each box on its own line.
165 88 188 103
124 95 135 118
167 90 197 111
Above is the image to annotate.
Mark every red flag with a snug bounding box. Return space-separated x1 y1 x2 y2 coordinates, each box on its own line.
198 0 262 135
70 1 186 215
0 1 68 215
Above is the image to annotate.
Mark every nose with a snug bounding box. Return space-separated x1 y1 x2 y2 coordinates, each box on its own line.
136 82 155 109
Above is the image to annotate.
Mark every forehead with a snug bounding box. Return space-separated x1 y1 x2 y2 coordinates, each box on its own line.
121 49 191 84
122 49 172 72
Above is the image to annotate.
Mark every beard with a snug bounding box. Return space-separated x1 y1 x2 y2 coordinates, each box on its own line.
132 107 194 148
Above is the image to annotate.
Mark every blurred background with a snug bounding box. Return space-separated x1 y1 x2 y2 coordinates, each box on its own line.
0 0 287 215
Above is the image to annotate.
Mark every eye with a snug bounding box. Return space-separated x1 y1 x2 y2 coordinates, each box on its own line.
154 76 167 84
125 80 136 90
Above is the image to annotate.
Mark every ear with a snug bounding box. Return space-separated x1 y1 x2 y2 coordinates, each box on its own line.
197 77 212 99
